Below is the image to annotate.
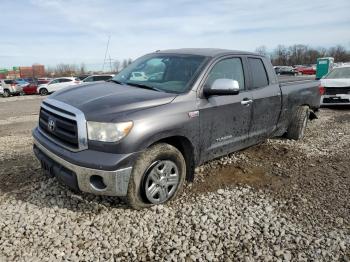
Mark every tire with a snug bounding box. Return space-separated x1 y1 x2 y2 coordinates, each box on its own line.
286 106 309 140
127 143 186 209
3 89 10 97
39 88 48 96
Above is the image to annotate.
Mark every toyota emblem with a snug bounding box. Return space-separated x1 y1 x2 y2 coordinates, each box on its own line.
48 119 56 132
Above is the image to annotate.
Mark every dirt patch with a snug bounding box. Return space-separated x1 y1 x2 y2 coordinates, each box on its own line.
334 113 350 123
191 164 286 194
0 153 41 193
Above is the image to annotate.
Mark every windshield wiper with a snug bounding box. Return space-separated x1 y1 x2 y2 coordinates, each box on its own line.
107 79 124 85
125 82 162 92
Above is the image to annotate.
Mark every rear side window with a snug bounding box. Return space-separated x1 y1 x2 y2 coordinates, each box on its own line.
60 79 72 83
95 75 112 81
4 80 14 84
206 57 245 90
248 58 268 88
83 76 93 82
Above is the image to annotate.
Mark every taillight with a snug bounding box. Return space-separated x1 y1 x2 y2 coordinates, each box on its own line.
319 85 325 95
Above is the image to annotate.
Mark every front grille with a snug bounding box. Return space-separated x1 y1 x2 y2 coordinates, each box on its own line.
324 87 350 95
323 97 350 104
39 107 79 149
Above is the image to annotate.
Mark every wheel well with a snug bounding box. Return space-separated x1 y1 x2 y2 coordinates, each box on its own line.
152 136 195 182
301 104 317 120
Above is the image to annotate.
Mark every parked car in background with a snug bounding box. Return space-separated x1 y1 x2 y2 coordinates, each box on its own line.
274 66 298 76
130 71 148 81
0 79 23 97
15 79 30 88
23 77 35 83
0 83 3 96
296 66 316 75
81 74 114 83
320 66 350 106
22 79 51 95
37 77 80 95
77 74 91 81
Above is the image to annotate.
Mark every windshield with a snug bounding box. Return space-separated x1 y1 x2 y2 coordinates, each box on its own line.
325 67 350 79
113 54 207 93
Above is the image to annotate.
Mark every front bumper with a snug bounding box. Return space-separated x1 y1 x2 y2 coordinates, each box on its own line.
33 129 138 197
321 94 350 105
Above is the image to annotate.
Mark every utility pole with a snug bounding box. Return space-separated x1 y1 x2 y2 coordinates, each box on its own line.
102 35 111 72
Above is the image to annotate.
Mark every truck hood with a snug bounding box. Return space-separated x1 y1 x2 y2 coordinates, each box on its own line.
50 82 177 121
321 78 350 87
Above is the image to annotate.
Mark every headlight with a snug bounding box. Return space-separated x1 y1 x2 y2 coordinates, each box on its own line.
87 121 133 142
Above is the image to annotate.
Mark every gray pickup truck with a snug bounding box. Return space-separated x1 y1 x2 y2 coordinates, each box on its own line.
33 48 321 208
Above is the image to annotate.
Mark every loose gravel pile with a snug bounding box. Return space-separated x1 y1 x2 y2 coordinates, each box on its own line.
1 183 349 261
0 102 349 261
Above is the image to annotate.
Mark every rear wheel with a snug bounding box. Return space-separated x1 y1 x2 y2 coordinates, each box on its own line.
127 143 186 209
3 89 10 97
286 106 309 140
39 88 48 96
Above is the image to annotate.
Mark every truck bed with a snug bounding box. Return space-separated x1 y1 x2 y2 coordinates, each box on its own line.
278 75 317 86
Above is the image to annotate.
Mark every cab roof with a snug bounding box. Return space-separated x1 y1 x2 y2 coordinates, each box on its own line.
154 48 260 57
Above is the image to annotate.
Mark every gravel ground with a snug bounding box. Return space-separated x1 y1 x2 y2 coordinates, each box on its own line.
0 97 349 261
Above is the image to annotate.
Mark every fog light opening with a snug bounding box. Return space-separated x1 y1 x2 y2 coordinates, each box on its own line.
90 175 107 191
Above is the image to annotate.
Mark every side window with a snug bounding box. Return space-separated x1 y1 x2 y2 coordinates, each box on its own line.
84 76 93 82
60 79 72 83
95 76 111 81
50 79 59 84
248 58 269 88
205 58 245 90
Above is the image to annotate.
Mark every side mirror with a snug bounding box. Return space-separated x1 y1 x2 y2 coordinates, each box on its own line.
204 79 240 96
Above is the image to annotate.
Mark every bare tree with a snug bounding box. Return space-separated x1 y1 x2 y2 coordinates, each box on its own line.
54 64 78 77
272 45 289 65
113 60 121 73
255 45 268 56
270 44 350 65
327 45 350 62
80 63 86 75
122 59 128 69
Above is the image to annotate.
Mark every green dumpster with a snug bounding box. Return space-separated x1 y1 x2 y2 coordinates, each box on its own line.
316 57 334 79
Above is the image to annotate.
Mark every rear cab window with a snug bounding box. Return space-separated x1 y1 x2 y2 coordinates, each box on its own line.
248 57 269 89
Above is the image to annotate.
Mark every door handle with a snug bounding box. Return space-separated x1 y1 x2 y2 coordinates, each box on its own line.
241 99 253 105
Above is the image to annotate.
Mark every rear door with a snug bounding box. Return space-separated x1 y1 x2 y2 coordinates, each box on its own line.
57 78 73 90
198 56 253 162
247 57 282 142
47 79 60 92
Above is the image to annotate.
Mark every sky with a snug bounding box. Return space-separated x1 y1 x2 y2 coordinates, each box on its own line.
1 0 350 71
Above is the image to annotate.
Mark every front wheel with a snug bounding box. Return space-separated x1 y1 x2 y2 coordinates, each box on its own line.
127 143 186 209
3 90 10 97
39 88 48 96
286 106 309 140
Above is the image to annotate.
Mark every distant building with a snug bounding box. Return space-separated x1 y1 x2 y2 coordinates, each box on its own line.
7 70 21 79
19 67 33 78
32 64 45 77
19 64 45 78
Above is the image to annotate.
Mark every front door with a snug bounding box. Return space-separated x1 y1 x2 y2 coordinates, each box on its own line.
198 57 253 162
